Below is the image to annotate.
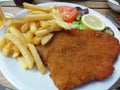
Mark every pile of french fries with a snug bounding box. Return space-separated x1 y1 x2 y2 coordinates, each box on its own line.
0 2 71 74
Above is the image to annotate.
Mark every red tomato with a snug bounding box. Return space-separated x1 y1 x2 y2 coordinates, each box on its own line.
117 17 120 21
58 6 78 23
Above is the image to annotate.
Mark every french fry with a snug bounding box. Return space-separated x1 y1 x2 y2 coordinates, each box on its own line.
47 20 62 31
5 19 12 26
9 26 28 48
12 51 20 58
33 36 42 45
0 36 7 50
40 21 50 29
0 3 73 74
12 45 20 58
35 29 52 37
50 5 57 10
24 14 53 22
51 8 63 20
40 20 62 32
55 19 71 30
36 21 40 28
6 18 25 28
28 43 46 74
23 31 34 43
41 33 54 45
51 8 71 30
30 22 37 33
4 33 34 69
17 56 28 69
20 23 29 33
23 2 51 13
2 42 12 56
28 11 47 14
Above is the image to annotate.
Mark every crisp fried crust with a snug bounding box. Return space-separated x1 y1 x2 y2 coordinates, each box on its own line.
37 30 120 90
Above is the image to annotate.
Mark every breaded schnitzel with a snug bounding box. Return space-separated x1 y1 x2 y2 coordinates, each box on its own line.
37 30 120 90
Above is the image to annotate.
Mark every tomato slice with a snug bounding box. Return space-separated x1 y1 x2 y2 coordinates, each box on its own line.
117 17 120 21
58 6 78 23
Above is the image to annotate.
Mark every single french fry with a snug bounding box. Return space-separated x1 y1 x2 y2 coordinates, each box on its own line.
28 43 46 74
40 21 50 29
17 56 28 69
35 29 52 37
6 18 25 28
30 22 37 33
24 14 53 22
20 23 29 33
29 11 47 14
0 36 7 50
4 33 34 69
2 42 12 56
41 33 54 45
12 51 20 58
9 26 28 48
33 36 42 45
23 2 51 13
55 19 71 30
12 45 20 58
23 31 34 43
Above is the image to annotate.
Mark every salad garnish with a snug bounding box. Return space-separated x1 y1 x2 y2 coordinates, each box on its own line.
58 6 114 36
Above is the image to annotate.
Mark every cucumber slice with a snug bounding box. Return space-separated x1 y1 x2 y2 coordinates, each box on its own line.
103 29 114 36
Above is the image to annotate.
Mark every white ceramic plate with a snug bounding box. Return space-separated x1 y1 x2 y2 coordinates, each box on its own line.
0 2 120 90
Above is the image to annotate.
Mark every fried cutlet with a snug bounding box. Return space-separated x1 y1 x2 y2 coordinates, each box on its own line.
37 30 120 90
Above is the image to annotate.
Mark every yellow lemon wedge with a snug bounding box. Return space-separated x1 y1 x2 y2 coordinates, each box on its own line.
81 14 105 31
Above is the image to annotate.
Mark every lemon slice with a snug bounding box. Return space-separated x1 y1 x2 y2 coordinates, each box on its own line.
81 14 105 31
